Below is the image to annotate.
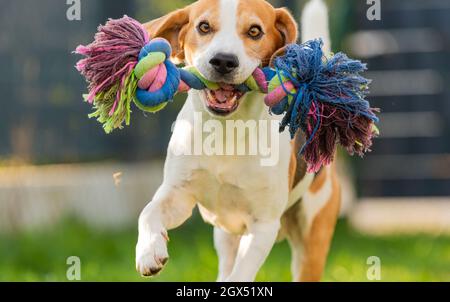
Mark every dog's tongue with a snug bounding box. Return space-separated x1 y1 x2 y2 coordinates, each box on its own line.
215 88 235 103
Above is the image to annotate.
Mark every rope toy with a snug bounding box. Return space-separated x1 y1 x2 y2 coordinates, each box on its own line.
75 16 379 172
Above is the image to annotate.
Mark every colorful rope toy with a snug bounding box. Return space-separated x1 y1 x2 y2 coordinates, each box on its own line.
75 16 379 172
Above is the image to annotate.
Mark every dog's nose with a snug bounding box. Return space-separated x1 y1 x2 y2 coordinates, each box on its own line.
209 53 239 75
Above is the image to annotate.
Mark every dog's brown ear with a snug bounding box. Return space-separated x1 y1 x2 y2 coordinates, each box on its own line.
143 7 191 64
270 8 298 66
275 8 298 45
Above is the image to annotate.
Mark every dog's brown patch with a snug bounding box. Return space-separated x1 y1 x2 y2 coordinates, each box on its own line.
237 0 298 66
144 0 221 64
289 132 307 190
309 168 327 194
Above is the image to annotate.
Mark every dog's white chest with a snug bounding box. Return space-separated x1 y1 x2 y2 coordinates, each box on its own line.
191 156 279 233
165 93 292 234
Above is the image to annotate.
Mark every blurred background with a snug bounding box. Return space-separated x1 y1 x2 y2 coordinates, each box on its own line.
0 0 449 281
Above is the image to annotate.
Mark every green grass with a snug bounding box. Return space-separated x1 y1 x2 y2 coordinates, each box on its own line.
1 216 449 282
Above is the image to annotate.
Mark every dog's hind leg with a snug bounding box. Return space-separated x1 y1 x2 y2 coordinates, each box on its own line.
282 165 341 282
225 220 281 282
136 184 196 277
214 227 241 281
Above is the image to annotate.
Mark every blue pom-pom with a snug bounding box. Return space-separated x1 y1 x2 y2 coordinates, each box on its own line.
272 39 378 139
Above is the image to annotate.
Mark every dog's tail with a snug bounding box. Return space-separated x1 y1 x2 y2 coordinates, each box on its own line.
301 0 331 53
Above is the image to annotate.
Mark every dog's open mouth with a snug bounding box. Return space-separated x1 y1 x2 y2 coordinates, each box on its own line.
204 84 245 116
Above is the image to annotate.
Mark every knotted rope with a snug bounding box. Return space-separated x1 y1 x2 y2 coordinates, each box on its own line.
75 16 379 172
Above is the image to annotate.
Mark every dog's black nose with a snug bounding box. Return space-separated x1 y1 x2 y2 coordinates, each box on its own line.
209 53 239 75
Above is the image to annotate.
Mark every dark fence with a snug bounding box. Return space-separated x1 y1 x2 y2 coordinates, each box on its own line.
350 0 450 197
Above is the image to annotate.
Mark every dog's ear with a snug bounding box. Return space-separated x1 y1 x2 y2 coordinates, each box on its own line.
143 6 191 64
270 8 298 66
275 8 298 45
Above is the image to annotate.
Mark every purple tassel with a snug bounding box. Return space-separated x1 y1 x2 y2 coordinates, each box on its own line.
303 104 379 173
75 16 148 103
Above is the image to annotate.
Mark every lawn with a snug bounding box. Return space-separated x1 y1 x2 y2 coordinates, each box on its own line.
1 216 449 282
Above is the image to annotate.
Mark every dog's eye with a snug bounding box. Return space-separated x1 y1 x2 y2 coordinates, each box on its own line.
248 25 263 40
197 21 211 35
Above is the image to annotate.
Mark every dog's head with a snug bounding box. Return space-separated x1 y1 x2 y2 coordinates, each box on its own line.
144 0 297 117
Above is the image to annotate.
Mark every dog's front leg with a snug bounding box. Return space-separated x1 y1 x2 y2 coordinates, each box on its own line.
136 184 195 277
225 221 281 282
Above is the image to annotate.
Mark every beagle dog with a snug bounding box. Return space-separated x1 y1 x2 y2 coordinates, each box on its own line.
136 0 341 282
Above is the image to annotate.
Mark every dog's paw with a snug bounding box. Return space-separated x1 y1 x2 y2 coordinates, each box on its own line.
136 230 169 277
